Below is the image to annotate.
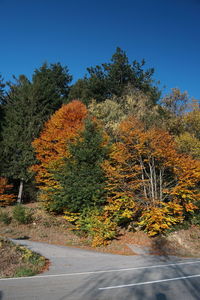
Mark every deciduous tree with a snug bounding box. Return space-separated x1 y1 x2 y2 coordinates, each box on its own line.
103 116 200 235
89 88 160 136
32 100 87 209
0 177 15 206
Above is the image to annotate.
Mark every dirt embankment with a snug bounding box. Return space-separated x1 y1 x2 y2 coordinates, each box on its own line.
0 203 200 258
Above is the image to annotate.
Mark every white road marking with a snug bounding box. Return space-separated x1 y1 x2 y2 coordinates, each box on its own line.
0 260 200 281
99 274 200 290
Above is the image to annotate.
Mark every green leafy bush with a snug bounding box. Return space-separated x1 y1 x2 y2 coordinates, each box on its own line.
64 207 117 246
191 214 200 226
12 205 33 224
14 267 35 277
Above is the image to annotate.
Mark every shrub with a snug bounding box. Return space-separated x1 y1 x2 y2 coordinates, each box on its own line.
138 202 184 236
191 214 200 226
0 210 12 225
14 267 35 277
64 208 117 246
12 205 33 224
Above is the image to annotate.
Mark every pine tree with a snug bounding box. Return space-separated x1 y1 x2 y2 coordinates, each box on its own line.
1 63 72 203
32 62 72 113
68 47 160 104
51 118 109 213
0 74 6 141
1 76 41 202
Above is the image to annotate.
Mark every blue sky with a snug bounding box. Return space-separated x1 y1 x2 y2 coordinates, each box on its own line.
1 0 200 99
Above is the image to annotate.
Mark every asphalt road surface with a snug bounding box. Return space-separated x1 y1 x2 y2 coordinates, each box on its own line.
0 239 200 300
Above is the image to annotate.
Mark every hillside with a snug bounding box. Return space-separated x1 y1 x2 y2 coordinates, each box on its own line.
1 203 200 259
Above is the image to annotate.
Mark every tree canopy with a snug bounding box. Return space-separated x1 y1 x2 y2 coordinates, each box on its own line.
68 47 160 105
32 62 72 113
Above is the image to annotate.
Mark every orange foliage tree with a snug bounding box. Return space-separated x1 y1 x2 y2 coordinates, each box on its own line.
0 177 16 206
31 100 87 208
103 116 200 235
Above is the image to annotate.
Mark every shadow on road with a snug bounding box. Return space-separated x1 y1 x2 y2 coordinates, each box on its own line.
156 293 167 300
57 254 200 300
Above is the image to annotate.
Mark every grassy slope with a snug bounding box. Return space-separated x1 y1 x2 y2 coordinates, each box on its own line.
0 237 47 278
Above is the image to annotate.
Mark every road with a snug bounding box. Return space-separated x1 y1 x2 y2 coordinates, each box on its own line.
0 239 200 299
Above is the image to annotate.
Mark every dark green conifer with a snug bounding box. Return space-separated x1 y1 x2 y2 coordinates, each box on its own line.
1 63 72 202
51 118 109 213
68 47 160 104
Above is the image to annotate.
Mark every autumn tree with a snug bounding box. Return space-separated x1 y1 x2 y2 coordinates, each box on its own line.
89 88 161 137
161 88 189 117
0 177 15 206
103 116 200 235
159 90 200 159
32 100 87 210
176 132 200 159
160 88 191 135
175 105 200 159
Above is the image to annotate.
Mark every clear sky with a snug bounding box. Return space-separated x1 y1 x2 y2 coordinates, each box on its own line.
0 0 200 99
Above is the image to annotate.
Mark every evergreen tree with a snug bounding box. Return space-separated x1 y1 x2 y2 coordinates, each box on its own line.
0 74 6 139
0 74 6 176
1 62 72 202
51 118 109 213
1 76 41 202
68 78 92 105
32 62 72 114
68 47 160 104
0 74 5 103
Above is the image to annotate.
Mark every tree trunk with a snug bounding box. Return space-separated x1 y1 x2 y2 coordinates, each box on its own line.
152 158 157 200
148 161 155 203
17 179 23 203
139 158 148 199
159 168 163 201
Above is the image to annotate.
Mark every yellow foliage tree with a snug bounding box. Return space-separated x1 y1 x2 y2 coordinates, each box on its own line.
103 116 200 235
176 108 200 159
89 88 160 136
